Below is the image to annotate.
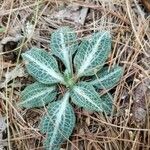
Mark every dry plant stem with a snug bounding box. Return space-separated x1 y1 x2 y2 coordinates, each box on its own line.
0 1 43 16
76 135 150 149
87 115 150 132
73 1 131 25
5 66 11 150
110 32 121 67
126 0 149 57
4 0 14 36
121 61 150 78
131 131 140 150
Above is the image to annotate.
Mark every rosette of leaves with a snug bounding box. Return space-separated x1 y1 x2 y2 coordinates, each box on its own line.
19 27 123 150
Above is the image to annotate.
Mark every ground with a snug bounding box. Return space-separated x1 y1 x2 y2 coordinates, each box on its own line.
0 0 150 150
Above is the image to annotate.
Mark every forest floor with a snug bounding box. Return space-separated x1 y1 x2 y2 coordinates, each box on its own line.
0 0 150 150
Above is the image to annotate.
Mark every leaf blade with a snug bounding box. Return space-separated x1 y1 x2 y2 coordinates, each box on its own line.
74 31 111 77
50 27 78 73
71 82 113 113
100 93 113 114
39 92 75 150
22 48 65 85
19 82 56 108
70 82 102 111
90 66 123 89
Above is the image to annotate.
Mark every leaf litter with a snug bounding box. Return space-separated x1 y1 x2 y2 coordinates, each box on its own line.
50 4 88 25
0 64 26 88
0 0 150 150
132 78 150 125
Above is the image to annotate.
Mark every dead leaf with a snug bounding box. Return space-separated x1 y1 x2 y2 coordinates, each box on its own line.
85 116 90 126
0 115 7 149
0 65 26 88
0 116 6 132
23 22 34 38
1 36 22 45
50 5 88 25
0 35 22 62
132 79 150 124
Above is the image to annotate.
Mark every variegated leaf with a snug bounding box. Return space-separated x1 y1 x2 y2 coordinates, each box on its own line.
90 66 123 89
50 27 78 73
39 92 75 150
71 82 113 113
100 93 113 114
74 31 111 77
19 82 56 108
22 48 65 85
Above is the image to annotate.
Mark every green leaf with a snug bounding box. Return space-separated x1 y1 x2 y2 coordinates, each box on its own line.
74 31 111 77
100 93 113 114
70 82 102 112
19 82 56 108
39 92 75 150
50 27 78 73
90 66 123 89
44 139 61 150
22 48 65 85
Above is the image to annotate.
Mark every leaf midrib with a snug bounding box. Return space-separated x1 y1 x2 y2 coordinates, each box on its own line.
24 53 65 83
90 68 120 85
77 32 107 77
20 88 53 105
73 86 102 111
48 92 69 149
